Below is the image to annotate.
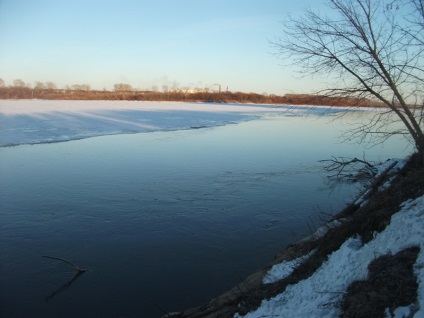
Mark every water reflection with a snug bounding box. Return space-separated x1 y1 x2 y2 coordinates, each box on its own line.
45 271 86 302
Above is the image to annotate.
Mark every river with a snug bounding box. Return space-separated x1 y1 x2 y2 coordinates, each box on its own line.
0 108 411 317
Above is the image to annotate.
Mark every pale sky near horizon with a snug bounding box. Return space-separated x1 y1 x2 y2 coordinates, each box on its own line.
0 0 326 95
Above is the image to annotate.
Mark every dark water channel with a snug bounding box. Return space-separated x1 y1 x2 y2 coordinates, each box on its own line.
0 114 409 317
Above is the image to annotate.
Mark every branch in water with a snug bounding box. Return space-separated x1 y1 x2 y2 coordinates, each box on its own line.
45 271 85 302
42 255 87 273
319 155 379 183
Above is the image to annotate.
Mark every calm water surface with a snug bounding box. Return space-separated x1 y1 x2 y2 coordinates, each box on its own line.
0 114 410 317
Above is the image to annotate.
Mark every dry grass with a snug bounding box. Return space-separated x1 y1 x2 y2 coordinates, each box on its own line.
341 246 420 318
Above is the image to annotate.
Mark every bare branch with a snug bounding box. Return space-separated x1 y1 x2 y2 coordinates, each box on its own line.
319 155 380 183
272 0 424 153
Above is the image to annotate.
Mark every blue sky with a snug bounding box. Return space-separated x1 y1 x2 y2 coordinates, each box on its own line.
0 0 324 94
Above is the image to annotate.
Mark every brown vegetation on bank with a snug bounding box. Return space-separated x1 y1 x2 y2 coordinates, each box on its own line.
0 86 383 107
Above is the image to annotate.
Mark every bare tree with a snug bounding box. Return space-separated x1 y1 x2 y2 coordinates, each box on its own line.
45 81 57 90
0 78 5 88
71 84 90 91
113 83 132 91
81 84 90 91
13 79 26 88
34 81 45 90
272 0 424 153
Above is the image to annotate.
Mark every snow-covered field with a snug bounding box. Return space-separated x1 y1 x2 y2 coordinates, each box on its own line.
0 100 346 147
237 191 424 318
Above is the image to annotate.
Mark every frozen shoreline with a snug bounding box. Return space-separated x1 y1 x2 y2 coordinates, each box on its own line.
0 100 353 147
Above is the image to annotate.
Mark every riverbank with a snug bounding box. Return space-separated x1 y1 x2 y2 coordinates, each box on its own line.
172 152 424 317
0 87 383 107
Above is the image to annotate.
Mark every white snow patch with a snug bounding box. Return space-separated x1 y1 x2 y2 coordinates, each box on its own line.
380 177 396 192
301 218 349 242
236 195 424 318
355 189 370 207
385 304 416 318
374 158 407 177
263 250 316 284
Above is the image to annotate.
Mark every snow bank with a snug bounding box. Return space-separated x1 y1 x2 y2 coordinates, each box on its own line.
0 100 347 147
374 158 407 177
263 249 316 284
236 195 424 318
300 218 349 243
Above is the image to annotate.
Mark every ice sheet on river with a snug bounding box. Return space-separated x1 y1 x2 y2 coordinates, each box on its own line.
0 100 349 147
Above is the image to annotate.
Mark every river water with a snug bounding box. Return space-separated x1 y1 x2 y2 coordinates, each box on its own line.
0 112 411 317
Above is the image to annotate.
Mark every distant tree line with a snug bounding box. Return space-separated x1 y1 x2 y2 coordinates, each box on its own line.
0 78 383 107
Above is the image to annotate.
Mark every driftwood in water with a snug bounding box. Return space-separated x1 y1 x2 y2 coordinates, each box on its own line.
42 255 87 273
42 255 87 301
45 271 85 302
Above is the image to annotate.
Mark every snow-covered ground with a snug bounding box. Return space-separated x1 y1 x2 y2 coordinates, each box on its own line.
0 100 348 147
236 192 424 318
